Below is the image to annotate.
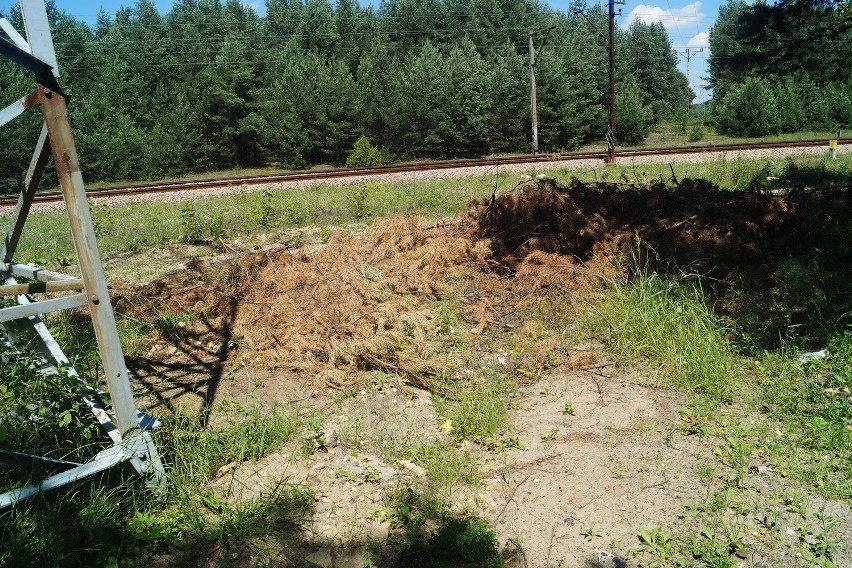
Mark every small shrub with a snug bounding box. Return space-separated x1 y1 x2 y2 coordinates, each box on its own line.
256 189 277 229
179 203 225 245
0 342 102 462
688 126 705 142
282 201 309 226
89 200 117 238
345 135 386 168
179 203 204 244
715 77 780 137
345 183 380 219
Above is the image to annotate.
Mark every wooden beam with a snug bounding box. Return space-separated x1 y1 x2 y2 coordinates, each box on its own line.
0 261 77 282
0 279 83 297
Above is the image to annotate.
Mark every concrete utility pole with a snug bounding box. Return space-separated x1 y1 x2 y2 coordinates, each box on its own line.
528 25 555 155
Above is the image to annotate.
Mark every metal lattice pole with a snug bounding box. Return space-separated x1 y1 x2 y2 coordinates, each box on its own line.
0 0 166 508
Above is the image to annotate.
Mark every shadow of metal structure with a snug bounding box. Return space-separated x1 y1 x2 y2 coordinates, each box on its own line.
0 0 165 508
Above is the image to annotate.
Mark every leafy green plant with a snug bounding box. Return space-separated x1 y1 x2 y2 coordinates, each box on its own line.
802 508 841 560
89 199 118 238
539 428 557 443
345 135 387 168
0 341 102 463
580 522 603 540
685 527 741 567
256 188 277 229
178 203 205 244
282 201 309 226
345 183 378 219
638 526 675 559
714 434 753 487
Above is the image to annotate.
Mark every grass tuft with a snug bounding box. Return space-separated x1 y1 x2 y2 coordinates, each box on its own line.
597 273 738 403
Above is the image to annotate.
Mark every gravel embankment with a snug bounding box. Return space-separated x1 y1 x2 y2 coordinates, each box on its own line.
4 143 848 216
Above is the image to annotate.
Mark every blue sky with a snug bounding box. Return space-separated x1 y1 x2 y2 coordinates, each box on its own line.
1 0 724 103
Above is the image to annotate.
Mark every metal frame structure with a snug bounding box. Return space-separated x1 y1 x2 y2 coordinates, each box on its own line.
0 0 165 508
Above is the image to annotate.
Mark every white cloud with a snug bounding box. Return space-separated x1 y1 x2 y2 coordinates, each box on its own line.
687 31 710 47
622 2 704 30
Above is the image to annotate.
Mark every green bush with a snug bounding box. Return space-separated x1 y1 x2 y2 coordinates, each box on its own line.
774 76 806 133
714 77 780 137
345 182 379 219
345 135 386 168
688 126 705 142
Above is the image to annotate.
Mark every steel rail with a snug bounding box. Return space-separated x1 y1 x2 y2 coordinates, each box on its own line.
1 138 848 207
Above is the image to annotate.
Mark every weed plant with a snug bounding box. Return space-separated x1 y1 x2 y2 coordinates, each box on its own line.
0 339 104 467
434 379 512 444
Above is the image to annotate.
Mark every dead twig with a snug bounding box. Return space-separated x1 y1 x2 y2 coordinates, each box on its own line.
507 537 529 568
546 523 557 566
493 474 531 523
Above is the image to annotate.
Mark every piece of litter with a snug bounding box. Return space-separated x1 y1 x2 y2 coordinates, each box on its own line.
798 350 827 364
597 550 627 568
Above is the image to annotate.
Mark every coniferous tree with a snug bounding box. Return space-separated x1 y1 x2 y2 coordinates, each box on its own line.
614 75 653 145
0 0 696 188
715 77 780 137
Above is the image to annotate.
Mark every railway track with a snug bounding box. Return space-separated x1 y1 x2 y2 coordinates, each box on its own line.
1 138 847 207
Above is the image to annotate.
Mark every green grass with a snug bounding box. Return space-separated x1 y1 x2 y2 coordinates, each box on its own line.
5 175 499 269
434 379 514 445
555 152 852 192
0 338 310 567
596 273 739 403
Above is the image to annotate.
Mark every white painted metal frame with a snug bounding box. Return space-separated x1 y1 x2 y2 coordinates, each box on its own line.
0 0 165 508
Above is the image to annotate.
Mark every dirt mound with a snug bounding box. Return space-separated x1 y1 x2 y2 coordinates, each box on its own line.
118 178 850 389
473 177 802 279
232 216 491 387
